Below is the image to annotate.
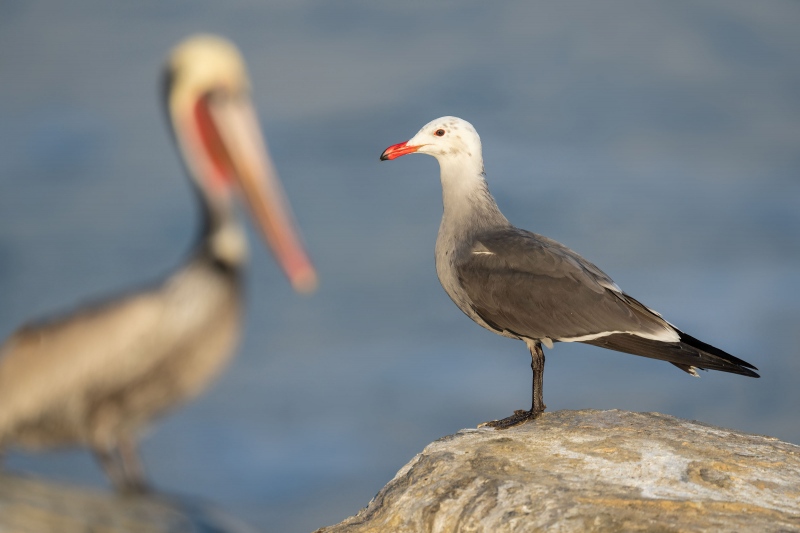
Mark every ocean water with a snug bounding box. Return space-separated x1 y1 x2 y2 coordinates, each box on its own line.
1 1 798 531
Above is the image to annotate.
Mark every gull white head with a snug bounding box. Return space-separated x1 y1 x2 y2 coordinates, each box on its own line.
380 116 483 166
381 116 506 227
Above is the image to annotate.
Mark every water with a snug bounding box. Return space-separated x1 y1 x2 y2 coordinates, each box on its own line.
1 1 799 531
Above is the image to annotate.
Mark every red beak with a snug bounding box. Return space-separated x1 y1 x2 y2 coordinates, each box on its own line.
380 141 420 161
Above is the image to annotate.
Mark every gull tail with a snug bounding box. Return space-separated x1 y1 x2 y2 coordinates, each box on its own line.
584 329 759 378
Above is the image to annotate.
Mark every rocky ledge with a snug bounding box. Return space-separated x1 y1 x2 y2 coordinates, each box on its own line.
317 410 800 533
0 474 256 533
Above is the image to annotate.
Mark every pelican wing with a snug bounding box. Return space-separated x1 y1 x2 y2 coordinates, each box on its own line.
0 288 171 437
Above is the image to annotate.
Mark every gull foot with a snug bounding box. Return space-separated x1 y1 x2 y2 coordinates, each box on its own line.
478 407 545 430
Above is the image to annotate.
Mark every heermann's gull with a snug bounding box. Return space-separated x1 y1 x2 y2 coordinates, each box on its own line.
380 116 758 429
0 35 316 491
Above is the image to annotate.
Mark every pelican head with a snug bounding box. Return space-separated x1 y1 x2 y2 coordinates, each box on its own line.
164 35 316 293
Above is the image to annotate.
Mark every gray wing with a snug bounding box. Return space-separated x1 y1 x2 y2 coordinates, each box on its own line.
456 227 759 377
455 227 677 343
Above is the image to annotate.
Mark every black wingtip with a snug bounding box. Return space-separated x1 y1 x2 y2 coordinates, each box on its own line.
584 331 760 378
678 330 760 377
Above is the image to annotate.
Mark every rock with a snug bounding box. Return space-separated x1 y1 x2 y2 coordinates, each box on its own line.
317 410 800 533
0 473 257 533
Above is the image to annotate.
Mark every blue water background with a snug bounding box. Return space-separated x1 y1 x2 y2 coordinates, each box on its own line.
1 2 798 531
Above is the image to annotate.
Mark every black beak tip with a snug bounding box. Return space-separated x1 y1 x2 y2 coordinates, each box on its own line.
379 151 389 161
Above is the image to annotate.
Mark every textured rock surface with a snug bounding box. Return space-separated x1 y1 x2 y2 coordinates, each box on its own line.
0 473 256 533
318 410 800 533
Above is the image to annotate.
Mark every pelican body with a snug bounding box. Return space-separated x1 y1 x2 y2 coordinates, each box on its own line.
381 116 758 429
0 35 316 491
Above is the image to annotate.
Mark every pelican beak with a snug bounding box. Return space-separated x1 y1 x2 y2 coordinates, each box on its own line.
380 141 420 161
205 95 317 293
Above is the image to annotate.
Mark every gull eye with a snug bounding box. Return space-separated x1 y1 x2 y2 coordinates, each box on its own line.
434 129 446 137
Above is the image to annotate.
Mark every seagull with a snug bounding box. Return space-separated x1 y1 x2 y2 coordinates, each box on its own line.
0 35 316 491
380 116 758 429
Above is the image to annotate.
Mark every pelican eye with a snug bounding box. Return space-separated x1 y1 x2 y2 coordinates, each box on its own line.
434 129 446 137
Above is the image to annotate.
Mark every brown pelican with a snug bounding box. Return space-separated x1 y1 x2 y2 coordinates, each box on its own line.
380 116 758 429
0 35 316 491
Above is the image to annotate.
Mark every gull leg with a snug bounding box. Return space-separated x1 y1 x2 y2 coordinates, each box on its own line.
530 341 546 415
481 341 546 429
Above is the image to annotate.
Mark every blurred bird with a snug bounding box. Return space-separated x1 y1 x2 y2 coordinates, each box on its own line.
0 35 316 492
381 116 758 429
